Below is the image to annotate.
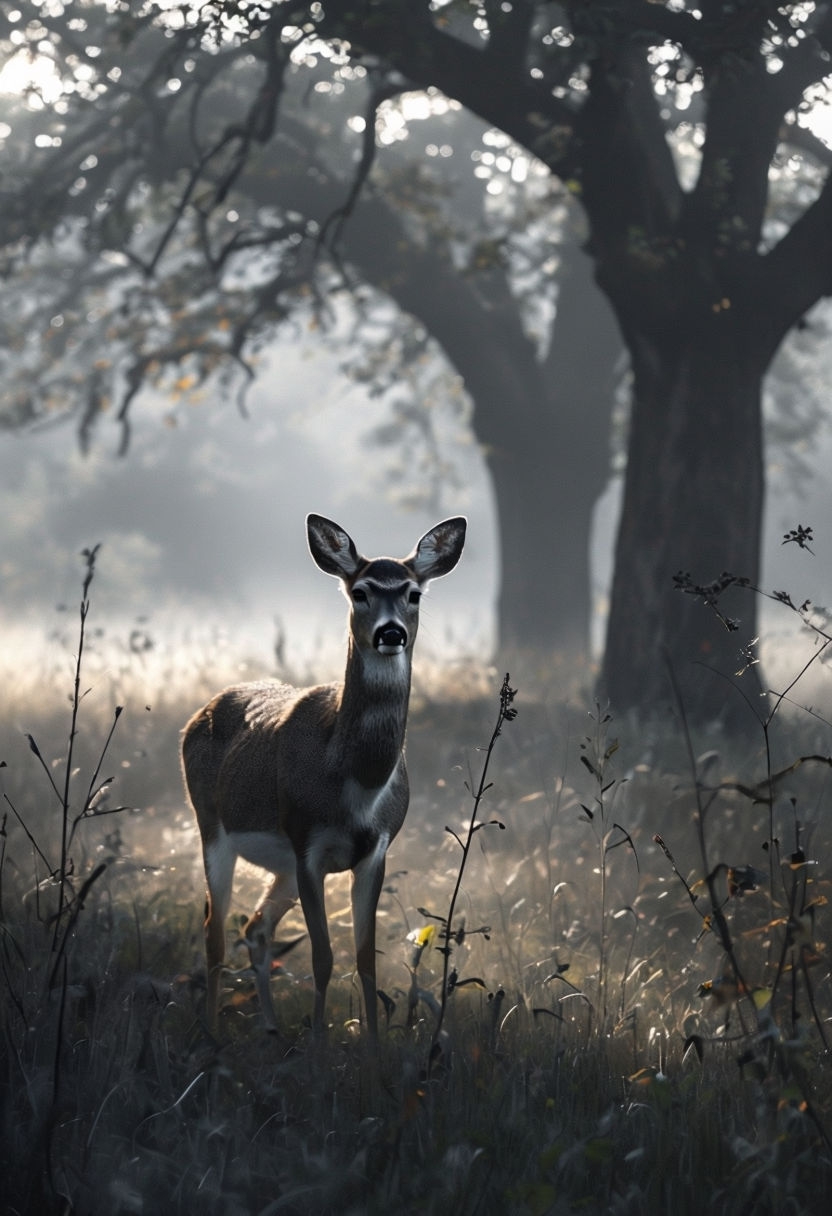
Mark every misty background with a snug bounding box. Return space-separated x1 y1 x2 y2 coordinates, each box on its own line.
1 342 497 685
2 323 831 702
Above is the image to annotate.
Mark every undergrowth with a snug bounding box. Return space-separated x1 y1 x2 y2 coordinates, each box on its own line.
0 544 830 1215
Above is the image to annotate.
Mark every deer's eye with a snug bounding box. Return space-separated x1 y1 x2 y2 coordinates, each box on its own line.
408 590 422 605
352 588 368 603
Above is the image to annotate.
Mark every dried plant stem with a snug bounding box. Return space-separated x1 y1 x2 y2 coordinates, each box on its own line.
663 652 750 997
428 674 516 1066
52 546 99 953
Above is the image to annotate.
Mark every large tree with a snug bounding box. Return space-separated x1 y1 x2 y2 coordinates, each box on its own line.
3 1 832 725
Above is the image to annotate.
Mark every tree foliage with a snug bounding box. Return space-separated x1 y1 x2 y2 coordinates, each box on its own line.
4 1 832 425
0 3 561 447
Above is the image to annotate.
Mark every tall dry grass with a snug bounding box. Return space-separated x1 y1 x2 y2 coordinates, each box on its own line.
1 549 830 1214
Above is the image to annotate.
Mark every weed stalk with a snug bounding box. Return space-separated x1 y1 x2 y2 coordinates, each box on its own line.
578 705 637 1036
52 545 99 950
428 673 516 1065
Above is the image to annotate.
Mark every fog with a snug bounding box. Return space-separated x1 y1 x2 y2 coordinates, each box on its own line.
0 339 498 683
3 327 832 707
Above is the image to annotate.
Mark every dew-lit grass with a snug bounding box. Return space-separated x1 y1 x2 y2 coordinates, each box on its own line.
2 561 831 1215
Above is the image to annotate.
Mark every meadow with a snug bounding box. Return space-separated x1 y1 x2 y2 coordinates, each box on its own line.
1 551 831 1215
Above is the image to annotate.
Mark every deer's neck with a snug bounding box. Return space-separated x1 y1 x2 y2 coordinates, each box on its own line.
330 641 412 788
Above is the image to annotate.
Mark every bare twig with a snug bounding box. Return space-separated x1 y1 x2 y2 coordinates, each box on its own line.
428 674 516 1068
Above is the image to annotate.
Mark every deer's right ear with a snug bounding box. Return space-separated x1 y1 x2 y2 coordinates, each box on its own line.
307 514 362 579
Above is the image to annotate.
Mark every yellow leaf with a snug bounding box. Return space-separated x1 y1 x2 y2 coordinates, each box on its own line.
751 987 772 1010
407 925 436 949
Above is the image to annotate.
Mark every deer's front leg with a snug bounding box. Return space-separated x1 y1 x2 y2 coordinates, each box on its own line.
351 840 388 1042
296 857 332 1035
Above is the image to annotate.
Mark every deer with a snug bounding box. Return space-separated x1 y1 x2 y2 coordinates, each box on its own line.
181 512 466 1040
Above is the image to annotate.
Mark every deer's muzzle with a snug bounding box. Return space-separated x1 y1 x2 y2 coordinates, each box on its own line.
373 623 407 653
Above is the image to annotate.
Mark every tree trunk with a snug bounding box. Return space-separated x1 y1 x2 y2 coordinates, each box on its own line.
454 239 620 672
430 288 594 666
599 315 766 730
538 239 622 662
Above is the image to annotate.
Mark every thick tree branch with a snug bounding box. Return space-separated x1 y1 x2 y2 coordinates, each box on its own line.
576 44 683 269
758 173 832 355
309 0 582 176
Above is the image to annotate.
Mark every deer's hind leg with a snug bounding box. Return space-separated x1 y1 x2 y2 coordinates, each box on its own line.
202 830 237 1034
242 869 299 1032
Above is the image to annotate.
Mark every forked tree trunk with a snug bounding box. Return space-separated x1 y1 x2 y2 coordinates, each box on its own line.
600 318 767 729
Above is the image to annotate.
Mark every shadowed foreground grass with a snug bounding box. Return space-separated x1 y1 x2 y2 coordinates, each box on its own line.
1 891 828 1216
2 567 831 1214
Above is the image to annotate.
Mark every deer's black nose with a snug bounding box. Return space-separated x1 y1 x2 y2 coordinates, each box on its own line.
374 623 407 653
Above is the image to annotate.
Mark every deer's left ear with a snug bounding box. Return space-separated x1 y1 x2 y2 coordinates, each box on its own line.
409 517 467 582
307 514 363 580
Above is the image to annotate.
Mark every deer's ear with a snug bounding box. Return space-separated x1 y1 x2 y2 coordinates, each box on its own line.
307 514 362 579
410 517 467 582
